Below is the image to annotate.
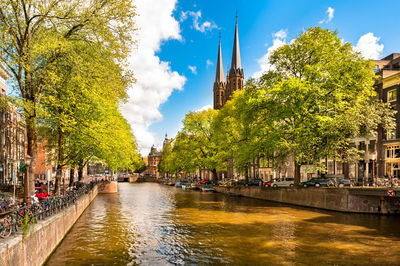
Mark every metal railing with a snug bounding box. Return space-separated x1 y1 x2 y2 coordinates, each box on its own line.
0 181 98 239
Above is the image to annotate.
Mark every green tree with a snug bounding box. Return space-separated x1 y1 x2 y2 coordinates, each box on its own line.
174 109 225 179
0 0 135 199
158 140 173 177
250 27 395 185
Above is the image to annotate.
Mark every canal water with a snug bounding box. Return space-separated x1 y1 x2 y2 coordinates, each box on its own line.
46 183 400 265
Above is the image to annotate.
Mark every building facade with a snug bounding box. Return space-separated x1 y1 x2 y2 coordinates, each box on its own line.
213 18 244 110
0 63 25 185
374 53 400 179
34 140 56 182
147 145 160 177
212 18 244 179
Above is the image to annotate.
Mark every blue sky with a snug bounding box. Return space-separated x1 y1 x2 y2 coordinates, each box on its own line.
120 0 400 155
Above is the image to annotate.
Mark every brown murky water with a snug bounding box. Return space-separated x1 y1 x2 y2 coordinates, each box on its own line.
46 183 400 265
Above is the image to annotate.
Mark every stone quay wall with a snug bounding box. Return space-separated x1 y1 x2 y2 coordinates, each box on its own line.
215 186 400 214
98 180 118 193
0 186 98 266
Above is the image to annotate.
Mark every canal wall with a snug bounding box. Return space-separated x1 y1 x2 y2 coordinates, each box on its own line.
99 180 118 193
0 186 98 266
136 177 163 183
215 186 400 214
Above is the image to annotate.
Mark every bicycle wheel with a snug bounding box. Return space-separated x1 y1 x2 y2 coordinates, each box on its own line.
0 218 11 238
3 217 11 237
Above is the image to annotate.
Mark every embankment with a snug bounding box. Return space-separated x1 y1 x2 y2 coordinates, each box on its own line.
215 186 400 214
0 186 98 266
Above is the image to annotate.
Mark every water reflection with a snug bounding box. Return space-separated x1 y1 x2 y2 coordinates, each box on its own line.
46 183 400 265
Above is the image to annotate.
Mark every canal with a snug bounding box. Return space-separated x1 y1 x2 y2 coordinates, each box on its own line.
46 183 400 265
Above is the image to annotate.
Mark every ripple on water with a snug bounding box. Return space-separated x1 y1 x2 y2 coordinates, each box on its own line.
46 183 400 265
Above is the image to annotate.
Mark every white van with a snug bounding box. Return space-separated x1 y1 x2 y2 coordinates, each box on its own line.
271 178 294 187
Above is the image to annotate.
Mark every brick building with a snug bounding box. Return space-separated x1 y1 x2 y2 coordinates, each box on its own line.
213 17 244 110
34 140 56 183
0 63 25 185
147 145 160 177
374 53 400 179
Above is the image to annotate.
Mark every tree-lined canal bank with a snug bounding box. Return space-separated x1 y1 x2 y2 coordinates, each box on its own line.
46 183 400 265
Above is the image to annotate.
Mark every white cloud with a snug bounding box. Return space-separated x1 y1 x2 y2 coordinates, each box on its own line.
121 0 186 155
355 32 384 60
252 29 288 79
180 10 217 33
319 7 335 24
188 65 197 74
206 59 213 68
196 104 212 112
274 29 287 39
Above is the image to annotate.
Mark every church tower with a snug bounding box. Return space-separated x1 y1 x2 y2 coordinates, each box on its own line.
225 17 244 104
213 36 225 110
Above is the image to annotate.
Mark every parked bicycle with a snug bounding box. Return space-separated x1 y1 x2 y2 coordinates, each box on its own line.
0 215 12 238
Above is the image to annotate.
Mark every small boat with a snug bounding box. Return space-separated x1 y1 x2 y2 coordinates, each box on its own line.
175 182 183 188
228 192 242 197
167 182 175 186
201 185 216 192
181 184 187 190
190 183 200 190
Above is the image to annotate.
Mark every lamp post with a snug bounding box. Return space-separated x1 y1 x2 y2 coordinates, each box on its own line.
25 155 32 204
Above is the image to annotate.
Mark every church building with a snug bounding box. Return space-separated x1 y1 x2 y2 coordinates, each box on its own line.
213 18 244 110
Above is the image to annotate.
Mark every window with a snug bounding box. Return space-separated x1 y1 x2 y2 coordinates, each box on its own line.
368 140 376 153
386 145 400 158
358 141 366 151
388 89 397 102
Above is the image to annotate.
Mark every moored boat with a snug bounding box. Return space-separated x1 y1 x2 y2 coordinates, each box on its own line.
190 183 200 190
201 185 216 192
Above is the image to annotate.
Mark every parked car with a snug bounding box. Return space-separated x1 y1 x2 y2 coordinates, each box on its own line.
218 179 235 186
300 178 330 188
271 178 294 187
35 187 51 201
247 179 263 186
233 179 248 186
198 179 209 185
327 178 352 188
263 180 273 187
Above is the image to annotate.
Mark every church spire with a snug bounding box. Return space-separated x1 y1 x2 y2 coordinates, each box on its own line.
215 34 224 83
230 16 241 71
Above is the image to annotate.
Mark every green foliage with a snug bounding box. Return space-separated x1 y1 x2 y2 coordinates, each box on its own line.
167 27 396 184
243 27 395 183
22 212 34 239
0 0 141 189
159 109 226 177
158 141 173 175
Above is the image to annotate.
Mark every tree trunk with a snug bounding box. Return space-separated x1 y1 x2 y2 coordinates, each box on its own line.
343 162 349 179
252 158 256 179
294 161 301 186
377 124 384 179
54 130 64 195
25 115 37 203
69 168 74 187
245 163 249 181
212 169 217 180
376 81 384 180
78 166 84 181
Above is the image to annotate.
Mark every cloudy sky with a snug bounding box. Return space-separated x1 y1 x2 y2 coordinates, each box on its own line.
121 0 400 155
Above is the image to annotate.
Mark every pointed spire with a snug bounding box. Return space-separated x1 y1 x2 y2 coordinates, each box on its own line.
215 34 224 83
230 16 241 71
